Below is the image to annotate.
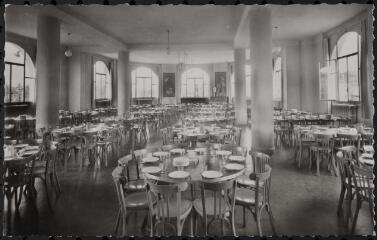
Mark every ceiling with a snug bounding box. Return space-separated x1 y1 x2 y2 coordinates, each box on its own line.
5 4 369 64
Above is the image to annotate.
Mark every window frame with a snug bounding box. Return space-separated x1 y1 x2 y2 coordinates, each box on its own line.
132 67 159 98
181 68 210 98
331 32 361 103
93 60 112 101
5 47 31 104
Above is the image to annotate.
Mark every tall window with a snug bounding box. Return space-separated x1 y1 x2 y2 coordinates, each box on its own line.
5 42 35 103
181 68 210 98
131 66 159 98
330 31 360 102
273 57 282 101
94 61 112 100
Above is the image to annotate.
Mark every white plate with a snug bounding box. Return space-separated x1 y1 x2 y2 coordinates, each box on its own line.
142 157 159 163
170 148 186 154
224 163 244 171
173 157 190 167
194 148 207 153
168 171 190 179
201 170 223 179
142 166 162 174
228 155 246 162
153 151 169 157
216 150 232 156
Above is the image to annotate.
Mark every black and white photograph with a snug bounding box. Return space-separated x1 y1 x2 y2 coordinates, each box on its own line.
2 4 374 237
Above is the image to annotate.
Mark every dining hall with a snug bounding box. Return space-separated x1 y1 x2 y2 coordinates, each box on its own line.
3 4 374 236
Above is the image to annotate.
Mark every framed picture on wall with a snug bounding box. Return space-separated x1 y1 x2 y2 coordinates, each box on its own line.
163 72 175 97
214 72 226 97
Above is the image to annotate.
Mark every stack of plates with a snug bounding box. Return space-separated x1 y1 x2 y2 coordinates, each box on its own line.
142 157 159 164
173 157 190 167
224 163 244 171
201 170 223 179
228 155 246 162
142 166 162 175
168 171 190 179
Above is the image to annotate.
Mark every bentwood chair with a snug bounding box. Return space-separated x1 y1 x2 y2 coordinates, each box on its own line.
350 163 374 234
335 133 361 163
309 133 337 176
237 152 271 226
112 166 150 236
335 152 355 229
295 130 315 169
193 179 237 236
235 164 276 236
145 179 192 236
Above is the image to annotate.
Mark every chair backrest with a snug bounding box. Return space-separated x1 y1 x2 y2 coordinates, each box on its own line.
248 164 272 204
199 178 236 235
335 151 354 186
250 151 271 173
145 179 187 236
350 163 373 200
112 166 128 233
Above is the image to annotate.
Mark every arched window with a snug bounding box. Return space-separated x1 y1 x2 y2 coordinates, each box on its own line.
5 42 35 103
230 72 235 103
131 66 159 98
273 57 282 101
181 68 210 98
93 61 112 101
330 31 360 102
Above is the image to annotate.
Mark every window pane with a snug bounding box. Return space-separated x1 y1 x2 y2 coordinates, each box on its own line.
25 54 35 78
347 55 359 101
338 58 348 101
5 64 10 103
11 65 24 102
152 84 158 98
337 32 358 57
203 84 210 98
187 79 195 97
25 77 35 102
136 78 144 98
95 61 106 74
196 78 204 97
144 77 152 97
5 42 25 64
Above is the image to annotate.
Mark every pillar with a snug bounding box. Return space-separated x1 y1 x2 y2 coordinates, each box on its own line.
249 7 274 153
234 48 247 125
36 15 61 130
117 51 131 116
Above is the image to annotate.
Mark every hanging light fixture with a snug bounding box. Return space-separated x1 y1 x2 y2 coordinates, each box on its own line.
65 49 73 57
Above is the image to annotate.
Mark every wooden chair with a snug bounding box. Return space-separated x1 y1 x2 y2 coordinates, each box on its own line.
235 164 276 236
335 152 355 230
294 130 315 168
350 163 374 234
309 134 337 176
193 179 237 236
112 166 150 236
145 179 192 236
335 133 361 164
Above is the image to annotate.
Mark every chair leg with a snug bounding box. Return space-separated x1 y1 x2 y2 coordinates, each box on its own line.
316 152 321 176
351 197 362 234
242 206 246 227
337 186 345 216
266 204 277 235
256 208 263 236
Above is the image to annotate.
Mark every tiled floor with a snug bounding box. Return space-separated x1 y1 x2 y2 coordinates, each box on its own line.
4 128 374 236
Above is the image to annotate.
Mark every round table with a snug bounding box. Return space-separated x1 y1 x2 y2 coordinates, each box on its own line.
142 152 245 184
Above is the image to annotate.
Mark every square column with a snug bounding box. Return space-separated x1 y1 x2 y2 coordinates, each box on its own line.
36 15 61 130
249 7 274 154
234 48 247 125
117 51 131 116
